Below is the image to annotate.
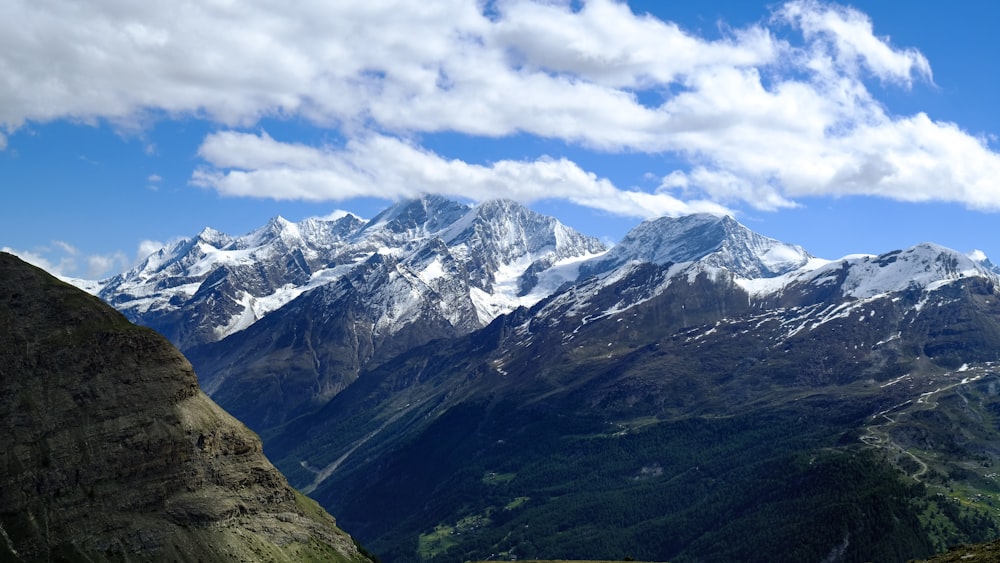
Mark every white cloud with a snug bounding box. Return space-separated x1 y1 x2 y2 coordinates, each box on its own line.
194 130 729 219
86 252 129 279
3 0 999 215
775 0 931 86
137 239 167 262
2 246 72 276
52 240 79 256
2 242 131 279
321 210 358 222
492 0 777 88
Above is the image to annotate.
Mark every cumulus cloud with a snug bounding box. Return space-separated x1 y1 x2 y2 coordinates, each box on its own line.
2 0 999 215
1 246 74 276
193 130 728 218
85 252 129 279
3 242 138 279
775 0 931 85
52 240 79 256
969 249 988 262
137 239 168 262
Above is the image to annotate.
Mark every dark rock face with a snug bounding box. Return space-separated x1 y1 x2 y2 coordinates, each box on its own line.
0 253 371 562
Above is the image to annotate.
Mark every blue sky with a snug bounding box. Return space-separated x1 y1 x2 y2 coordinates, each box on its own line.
3 0 1000 279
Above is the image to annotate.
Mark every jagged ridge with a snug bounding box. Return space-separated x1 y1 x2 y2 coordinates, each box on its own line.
88 197 606 352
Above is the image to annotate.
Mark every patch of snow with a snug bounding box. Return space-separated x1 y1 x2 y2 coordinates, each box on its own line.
879 373 911 388
761 244 808 270
736 257 829 296
874 332 901 347
470 287 502 326
523 252 604 303
214 291 259 339
419 258 447 283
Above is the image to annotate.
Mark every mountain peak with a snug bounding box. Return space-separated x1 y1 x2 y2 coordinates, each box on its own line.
240 215 300 248
196 226 231 247
268 214 292 228
319 209 365 224
360 195 471 238
582 212 810 279
836 242 993 299
741 241 1000 300
473 198 524 215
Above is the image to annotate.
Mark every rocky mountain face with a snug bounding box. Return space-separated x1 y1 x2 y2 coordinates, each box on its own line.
0 253 372 563
93 196 605 354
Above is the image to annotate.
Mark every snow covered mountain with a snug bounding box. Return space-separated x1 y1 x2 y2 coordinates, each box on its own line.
261 212 1000 563
741 242 999 301
94 212 367 350
540 214 997 333
89 196 606 352
82 197 605 430
580 213 812 279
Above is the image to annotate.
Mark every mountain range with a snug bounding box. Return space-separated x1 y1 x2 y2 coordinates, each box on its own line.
70 197 1000 562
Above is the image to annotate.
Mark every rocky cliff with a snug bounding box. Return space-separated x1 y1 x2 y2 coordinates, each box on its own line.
0 252 372 562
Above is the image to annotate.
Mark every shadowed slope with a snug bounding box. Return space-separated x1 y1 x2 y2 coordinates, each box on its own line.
0 252 372 562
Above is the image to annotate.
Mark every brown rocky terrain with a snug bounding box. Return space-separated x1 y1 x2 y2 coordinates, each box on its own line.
915 541 1000 562
0 252 372 562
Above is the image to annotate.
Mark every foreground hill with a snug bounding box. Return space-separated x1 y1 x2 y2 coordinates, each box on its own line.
0 253 371 562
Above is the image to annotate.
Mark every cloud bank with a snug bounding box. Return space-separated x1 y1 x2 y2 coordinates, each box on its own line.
2 241 131 281
192 130 729 218
3 0 1000 218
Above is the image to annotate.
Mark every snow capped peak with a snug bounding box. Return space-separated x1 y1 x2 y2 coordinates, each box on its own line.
359 195 471 239
741 242 999 300
842 243 992 297
472 198 528 219
92 197 608 347
320 209 362 222
196 227 232 248
239 215 299 248
582 213 810 279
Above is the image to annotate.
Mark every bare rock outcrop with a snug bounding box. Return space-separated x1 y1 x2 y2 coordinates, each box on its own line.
0 252 372 562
